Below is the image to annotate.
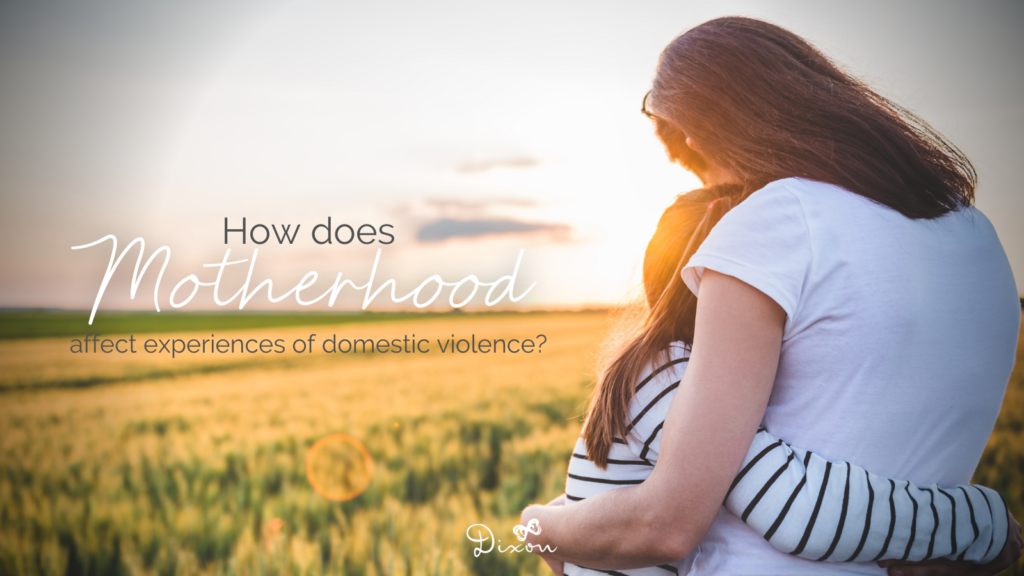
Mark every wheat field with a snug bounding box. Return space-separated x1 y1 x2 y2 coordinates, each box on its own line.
0 312 1021 575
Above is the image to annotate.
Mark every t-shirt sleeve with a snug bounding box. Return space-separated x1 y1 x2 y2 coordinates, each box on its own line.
726 429 1009 564
681 182 812 321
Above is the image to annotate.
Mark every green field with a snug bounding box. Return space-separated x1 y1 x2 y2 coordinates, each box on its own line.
0 311 1021 575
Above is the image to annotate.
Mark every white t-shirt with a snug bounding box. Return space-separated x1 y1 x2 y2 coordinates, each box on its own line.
681 178 1020 575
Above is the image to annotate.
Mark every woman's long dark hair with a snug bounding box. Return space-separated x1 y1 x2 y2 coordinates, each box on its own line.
647 16 975 218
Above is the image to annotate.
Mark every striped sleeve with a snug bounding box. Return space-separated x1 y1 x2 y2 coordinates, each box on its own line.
725 429 1009 564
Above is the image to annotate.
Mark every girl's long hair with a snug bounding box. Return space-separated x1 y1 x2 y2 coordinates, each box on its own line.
583 184 742 468
647 16 976 218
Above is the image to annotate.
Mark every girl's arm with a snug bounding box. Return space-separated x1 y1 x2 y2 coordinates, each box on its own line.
729 429 1008 564
521 270 783 569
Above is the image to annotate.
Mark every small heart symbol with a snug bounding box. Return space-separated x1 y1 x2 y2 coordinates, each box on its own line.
512 524 528 541
512 518 542 542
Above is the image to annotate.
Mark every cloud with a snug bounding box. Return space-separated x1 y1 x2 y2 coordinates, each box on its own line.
424 198 537 211
455 157 539 174
386 197 539 219
417 218 570 243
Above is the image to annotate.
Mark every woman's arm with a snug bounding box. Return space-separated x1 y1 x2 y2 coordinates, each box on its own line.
524 272 1020 573
521 270 785 569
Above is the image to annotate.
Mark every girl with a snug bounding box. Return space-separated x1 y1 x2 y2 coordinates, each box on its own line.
556 185 1010 576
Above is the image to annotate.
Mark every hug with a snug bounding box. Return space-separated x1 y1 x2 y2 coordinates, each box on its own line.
520 16 1022 576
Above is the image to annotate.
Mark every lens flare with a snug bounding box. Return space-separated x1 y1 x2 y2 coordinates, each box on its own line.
305 434 374 501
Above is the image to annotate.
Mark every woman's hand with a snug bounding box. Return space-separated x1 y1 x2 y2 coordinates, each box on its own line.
525 496 566 575
877 509 1022 576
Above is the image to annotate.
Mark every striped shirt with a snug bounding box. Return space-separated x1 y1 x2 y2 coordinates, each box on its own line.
564 343 1008 576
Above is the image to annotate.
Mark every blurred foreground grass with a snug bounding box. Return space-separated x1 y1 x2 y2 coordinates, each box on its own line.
0 311 1021 575
0 312 603 576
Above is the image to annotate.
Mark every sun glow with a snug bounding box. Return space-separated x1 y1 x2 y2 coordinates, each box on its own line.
141 1 706 310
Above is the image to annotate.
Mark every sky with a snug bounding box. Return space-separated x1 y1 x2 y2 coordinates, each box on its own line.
0 0 1021 314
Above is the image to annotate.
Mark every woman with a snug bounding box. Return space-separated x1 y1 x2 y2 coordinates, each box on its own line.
562 184 1010 576
521 16 1021 576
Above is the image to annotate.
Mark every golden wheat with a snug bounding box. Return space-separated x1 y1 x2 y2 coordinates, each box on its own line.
0 312 1020 576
